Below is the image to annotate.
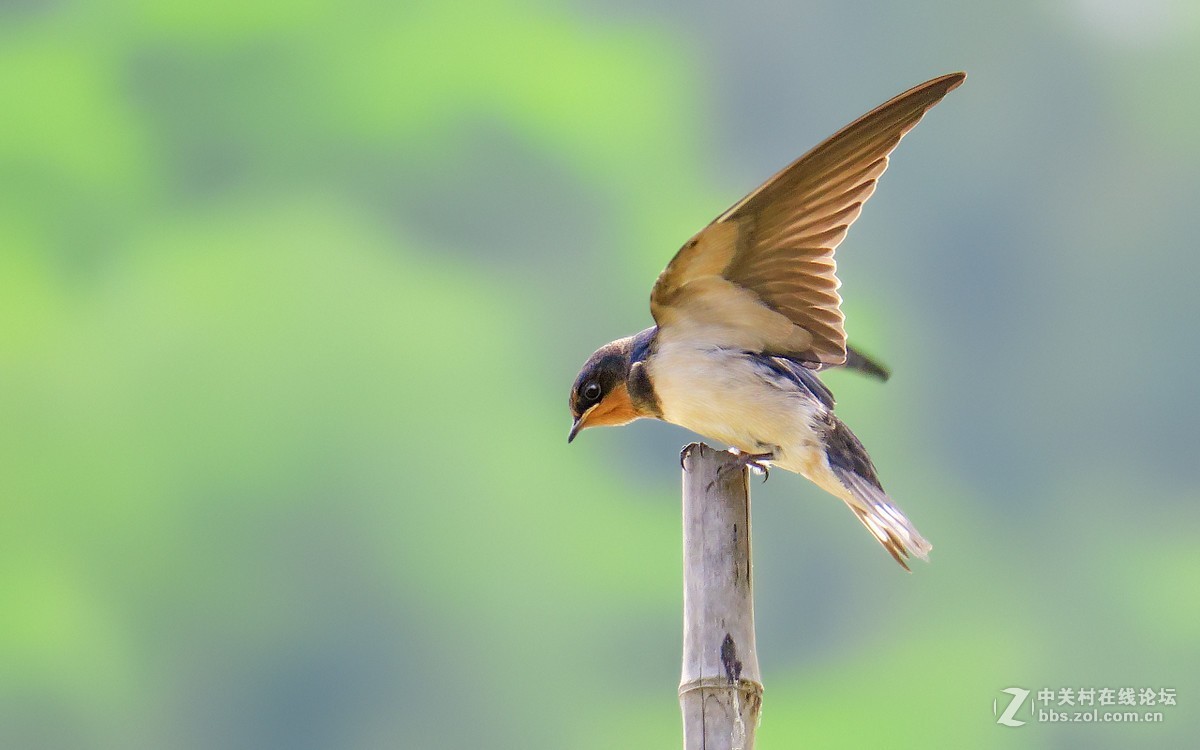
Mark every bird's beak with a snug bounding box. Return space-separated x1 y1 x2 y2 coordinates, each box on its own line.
567 405 596 444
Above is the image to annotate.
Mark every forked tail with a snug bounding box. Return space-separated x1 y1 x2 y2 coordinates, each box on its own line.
822 415 931 570
833 467 931 571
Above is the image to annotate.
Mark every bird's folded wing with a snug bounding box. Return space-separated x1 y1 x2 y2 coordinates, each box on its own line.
650 72 965 363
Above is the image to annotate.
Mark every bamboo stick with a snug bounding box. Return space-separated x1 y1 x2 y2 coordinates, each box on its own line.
679 443 763 750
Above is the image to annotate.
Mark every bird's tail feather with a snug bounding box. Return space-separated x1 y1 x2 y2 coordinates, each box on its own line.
833 467 931 571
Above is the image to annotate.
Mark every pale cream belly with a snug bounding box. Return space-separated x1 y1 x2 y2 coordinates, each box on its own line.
642 338 929 565
647 343 832 482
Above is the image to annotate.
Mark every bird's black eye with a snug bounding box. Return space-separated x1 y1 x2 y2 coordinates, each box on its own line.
583 381 602 402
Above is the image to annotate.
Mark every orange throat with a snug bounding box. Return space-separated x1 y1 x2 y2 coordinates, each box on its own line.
581 383 643 430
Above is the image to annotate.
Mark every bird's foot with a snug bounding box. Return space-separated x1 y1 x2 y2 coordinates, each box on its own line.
724 449 775 482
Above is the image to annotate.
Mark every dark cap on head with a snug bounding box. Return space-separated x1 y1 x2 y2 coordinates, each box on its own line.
568 337 634 442
568 327 659 442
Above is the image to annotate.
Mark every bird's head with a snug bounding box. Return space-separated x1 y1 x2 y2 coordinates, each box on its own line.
568 336 641 443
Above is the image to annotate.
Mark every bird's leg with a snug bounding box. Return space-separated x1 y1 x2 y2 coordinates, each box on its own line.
724 448 775 482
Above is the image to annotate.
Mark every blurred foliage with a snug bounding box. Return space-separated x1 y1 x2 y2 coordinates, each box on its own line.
1 0 1198 747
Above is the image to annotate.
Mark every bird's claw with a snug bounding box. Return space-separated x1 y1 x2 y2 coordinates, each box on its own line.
723 450 774 483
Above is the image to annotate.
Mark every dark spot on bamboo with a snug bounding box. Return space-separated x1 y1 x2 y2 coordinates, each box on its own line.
721 633 742 685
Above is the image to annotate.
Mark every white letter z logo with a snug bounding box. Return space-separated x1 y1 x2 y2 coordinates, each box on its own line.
994 687 1029 727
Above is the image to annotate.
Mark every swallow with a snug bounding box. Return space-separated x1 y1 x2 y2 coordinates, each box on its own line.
567 73 965 569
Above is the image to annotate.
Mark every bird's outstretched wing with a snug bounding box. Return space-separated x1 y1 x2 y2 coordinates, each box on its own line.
650 72 965 364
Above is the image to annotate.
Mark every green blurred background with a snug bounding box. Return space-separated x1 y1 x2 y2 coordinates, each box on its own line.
2 0 1198 747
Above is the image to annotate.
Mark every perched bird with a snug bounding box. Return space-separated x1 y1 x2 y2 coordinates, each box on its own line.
567 73 965 569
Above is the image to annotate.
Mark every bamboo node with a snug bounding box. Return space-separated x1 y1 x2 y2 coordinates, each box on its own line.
677 677 764 699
